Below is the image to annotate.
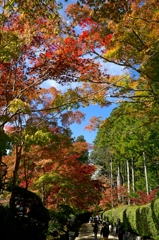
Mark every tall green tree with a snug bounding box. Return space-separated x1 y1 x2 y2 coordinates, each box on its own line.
91 102 159 202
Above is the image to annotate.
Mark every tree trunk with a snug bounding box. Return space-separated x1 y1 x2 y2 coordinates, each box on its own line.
12 114 23 190
110 158 114 208
117 163 123 202
143 150 149 195
131 158 135 192
10 144 23 207
12 145 22 189
127 160 130 205
117 163 123 187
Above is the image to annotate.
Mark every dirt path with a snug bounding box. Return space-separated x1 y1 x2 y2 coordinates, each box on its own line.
76 223 118 240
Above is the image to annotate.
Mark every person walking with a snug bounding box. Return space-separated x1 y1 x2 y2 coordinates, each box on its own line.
92 221 99 240
89 216 93 223
66 220 74 240
100 222 110 240
66 220 71 240
116 218 125 240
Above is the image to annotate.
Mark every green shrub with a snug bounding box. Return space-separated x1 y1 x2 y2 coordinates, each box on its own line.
102 198 159 239
136 205 151 236
111 205 128 224
149 199 159 239
124 205 139 232
102 209 113 223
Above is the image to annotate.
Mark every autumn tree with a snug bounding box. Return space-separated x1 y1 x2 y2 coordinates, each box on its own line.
0 0 99 201
3 108 102 211
0 0 114 183
73 135 90 164
65 0 159 123
18 133 102 211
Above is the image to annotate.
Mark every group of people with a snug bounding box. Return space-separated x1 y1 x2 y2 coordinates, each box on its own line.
89 215 102 224
66 217 125 240
92 218 125 240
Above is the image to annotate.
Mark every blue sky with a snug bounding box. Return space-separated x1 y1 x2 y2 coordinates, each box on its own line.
70 103 116 144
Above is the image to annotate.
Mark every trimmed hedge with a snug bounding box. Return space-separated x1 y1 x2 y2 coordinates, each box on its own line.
102 198 159 239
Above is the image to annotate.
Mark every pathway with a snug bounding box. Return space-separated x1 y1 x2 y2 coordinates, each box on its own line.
76 223 118 240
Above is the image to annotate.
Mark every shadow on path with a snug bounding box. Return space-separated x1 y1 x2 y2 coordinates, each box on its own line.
76 223 118 240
